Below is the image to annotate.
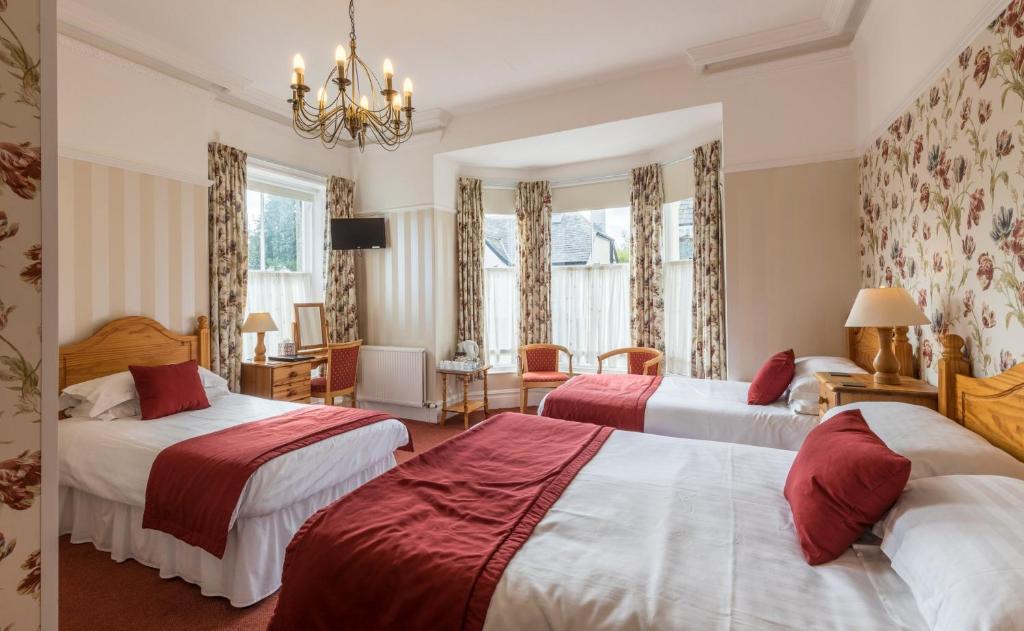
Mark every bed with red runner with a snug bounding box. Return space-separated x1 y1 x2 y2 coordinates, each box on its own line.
267 411 929 630
143 404 410 558
269 412 612 631
540 373 662 431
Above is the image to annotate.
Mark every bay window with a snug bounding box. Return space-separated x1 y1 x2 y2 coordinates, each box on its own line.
483 214 519 369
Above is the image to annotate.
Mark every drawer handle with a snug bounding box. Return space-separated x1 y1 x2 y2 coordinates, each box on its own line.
818 396 828 404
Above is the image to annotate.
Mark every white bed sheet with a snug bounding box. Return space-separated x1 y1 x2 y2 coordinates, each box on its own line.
59 393 409 520
484 431 927 630
540 375 818 450
59 393 409 606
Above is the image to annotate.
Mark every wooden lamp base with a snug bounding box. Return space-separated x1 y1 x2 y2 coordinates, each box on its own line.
872 326 902 385
254 331 267 363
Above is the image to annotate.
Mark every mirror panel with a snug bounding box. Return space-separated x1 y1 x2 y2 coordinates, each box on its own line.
294 303 326 350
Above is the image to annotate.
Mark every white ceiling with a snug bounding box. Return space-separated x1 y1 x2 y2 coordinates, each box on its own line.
443 104 722 170
59 0 864 120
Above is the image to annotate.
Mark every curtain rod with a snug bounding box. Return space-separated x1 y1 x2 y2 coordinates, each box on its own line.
480 153 694 190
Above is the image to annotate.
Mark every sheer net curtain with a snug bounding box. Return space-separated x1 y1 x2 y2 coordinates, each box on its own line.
552 265 631 370
664 260 693 375
484 267 519 368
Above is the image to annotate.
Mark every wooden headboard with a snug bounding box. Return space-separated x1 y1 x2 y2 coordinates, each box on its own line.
847 326 915 377
59 316 211 390
937 334 1024 462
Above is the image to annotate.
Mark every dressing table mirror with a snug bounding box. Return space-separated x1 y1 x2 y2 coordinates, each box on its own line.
293 303 329 352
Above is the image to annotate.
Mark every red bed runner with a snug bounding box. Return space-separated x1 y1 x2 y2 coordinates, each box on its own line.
542 373 663 432
142 405 407 558
268 412 613 631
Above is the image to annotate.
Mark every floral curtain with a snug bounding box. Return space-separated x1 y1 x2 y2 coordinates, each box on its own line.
691 140 727 379
630 163 665 351
324 175 358 342
515 180 552 345
208 142 248 390
456 177 484 348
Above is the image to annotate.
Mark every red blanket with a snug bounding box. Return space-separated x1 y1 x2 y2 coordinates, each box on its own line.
542 373 663 431
268 412 613 631
142 405 406 558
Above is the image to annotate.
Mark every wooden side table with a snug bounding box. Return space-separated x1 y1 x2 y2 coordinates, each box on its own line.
240 360 313 403
438 364 491 428
815 371 938 416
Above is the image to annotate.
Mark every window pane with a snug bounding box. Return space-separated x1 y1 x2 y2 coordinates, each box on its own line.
483 215 518 367
246 190 262 271
262 194 300 272
664 198 694 262
551 208 629 267
550 207 630 369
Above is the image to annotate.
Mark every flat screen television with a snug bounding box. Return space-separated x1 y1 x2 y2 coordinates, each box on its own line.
331 217 386 250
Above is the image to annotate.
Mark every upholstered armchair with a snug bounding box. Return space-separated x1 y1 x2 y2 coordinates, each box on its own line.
311 340 362 407
518 344 574 413
597 347 664 376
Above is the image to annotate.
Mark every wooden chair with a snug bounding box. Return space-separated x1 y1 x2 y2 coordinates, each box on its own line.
311 340 362 406
518 344 574 413
597 347 664 376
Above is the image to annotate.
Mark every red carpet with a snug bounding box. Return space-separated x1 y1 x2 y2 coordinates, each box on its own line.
59 408 532 631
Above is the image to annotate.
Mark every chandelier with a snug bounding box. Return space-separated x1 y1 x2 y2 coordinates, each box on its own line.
288 0 414 151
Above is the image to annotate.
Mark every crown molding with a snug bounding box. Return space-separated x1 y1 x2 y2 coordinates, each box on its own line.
857 0 1008 152
57 0 448 145
686 0 859 72
58 145 213 187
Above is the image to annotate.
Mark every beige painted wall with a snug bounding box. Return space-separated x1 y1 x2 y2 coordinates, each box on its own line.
724 159 861 380
58 158 209 343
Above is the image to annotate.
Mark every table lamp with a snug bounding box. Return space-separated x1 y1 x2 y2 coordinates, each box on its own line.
845 287 930 385
241 312 278 363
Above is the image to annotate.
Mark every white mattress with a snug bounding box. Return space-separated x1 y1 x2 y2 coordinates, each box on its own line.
540 375 818 451
484 431 927 630
59 393 410 519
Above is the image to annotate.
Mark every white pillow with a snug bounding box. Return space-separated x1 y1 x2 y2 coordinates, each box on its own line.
878 475 1024 631
65 399 141 420
60 371 137 418
823 402 1024 480
198 366 231 400
787 356 867 415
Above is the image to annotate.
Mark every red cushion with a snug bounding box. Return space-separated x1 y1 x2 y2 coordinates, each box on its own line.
129 360 210 420
784 409 911 565
747 349 795 404
522 371 569 383
310 376 327 393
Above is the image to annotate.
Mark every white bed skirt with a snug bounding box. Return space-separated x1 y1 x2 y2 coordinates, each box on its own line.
59 454 396 607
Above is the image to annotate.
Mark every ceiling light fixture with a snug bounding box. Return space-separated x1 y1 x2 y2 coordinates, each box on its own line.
288 0 414 151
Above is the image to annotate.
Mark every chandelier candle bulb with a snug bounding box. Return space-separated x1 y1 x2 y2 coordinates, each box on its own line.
403 77 413 109
292 54 305 86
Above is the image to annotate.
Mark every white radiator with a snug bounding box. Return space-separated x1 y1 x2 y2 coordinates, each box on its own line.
358 345 427 407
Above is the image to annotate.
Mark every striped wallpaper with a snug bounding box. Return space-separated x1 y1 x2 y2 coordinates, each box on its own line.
356 207 457 401
58 157 209 343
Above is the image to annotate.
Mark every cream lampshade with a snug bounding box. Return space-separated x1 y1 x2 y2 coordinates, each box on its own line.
845 287 929 385
241 312 278 363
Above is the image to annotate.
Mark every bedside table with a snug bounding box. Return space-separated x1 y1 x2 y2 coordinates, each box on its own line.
240 360 312 403
815 372 937 416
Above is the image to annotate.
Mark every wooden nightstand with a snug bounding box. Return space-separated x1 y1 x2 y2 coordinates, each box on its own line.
815 372 938 416
240 360 312 403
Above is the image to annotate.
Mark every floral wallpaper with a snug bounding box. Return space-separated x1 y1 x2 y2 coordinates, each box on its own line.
860 1 1024 383
0 0 41 628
